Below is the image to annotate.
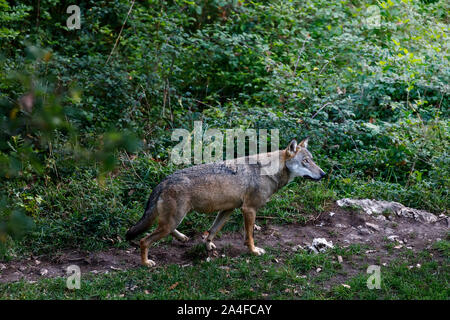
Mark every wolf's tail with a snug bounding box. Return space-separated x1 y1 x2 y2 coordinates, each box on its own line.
125 185 162 241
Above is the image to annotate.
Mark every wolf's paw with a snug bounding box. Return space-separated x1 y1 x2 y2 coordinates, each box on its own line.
251 247 266 256
142 259 156 267
206 241 216 251
179 234 190 242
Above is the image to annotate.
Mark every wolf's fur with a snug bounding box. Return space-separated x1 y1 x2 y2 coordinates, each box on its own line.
126 138 325 266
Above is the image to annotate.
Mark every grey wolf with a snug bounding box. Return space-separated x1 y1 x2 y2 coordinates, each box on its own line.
126 138 325 266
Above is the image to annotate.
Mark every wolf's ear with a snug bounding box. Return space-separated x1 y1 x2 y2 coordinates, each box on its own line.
298 137 309 149
286 139 298 157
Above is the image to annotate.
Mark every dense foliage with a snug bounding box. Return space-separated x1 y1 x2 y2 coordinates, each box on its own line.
0 0 448 257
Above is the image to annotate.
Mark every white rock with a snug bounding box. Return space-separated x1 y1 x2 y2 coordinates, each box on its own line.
307 238 334 253
337 198 438 223
387 235 400 242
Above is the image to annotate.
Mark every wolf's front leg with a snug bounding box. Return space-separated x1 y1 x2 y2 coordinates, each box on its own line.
242 207 266 255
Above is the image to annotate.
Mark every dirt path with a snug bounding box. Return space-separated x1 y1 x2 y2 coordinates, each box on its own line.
0 205 448 283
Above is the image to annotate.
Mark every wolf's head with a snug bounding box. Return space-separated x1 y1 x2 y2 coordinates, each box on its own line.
285 138 326 181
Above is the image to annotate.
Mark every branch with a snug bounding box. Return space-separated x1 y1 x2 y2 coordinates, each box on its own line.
106 0 136 65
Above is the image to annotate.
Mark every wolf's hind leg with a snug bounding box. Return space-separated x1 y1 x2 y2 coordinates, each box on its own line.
139 193 190 267
205 209 234 251
171 229 189 242
139 226 171 267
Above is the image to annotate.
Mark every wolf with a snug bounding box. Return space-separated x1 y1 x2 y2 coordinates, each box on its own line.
126 138 325 267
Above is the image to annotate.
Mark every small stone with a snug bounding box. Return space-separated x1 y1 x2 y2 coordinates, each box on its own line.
357 226 372 235
341 284 351 289
337 256 343 264
39 268 48 276
315 222 325 227
365 222 380 231
310 238 334 253
329 212 336 217
387 235 399 242
316 267 322 273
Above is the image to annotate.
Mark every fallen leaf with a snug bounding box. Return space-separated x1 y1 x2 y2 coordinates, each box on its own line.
169 282 179 290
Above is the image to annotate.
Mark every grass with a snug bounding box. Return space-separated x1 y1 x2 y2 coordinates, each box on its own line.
1 241 448 300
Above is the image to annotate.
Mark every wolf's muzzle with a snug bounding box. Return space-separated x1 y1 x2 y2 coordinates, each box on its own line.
305 170 326 181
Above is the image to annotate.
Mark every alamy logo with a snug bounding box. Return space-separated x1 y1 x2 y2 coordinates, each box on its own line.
365 5 381 29
171 121 280 175
66 265 81 289
367 265 381 289
66 5 81 30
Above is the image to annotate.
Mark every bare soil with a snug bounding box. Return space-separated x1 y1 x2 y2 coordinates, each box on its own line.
0 204 448 284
